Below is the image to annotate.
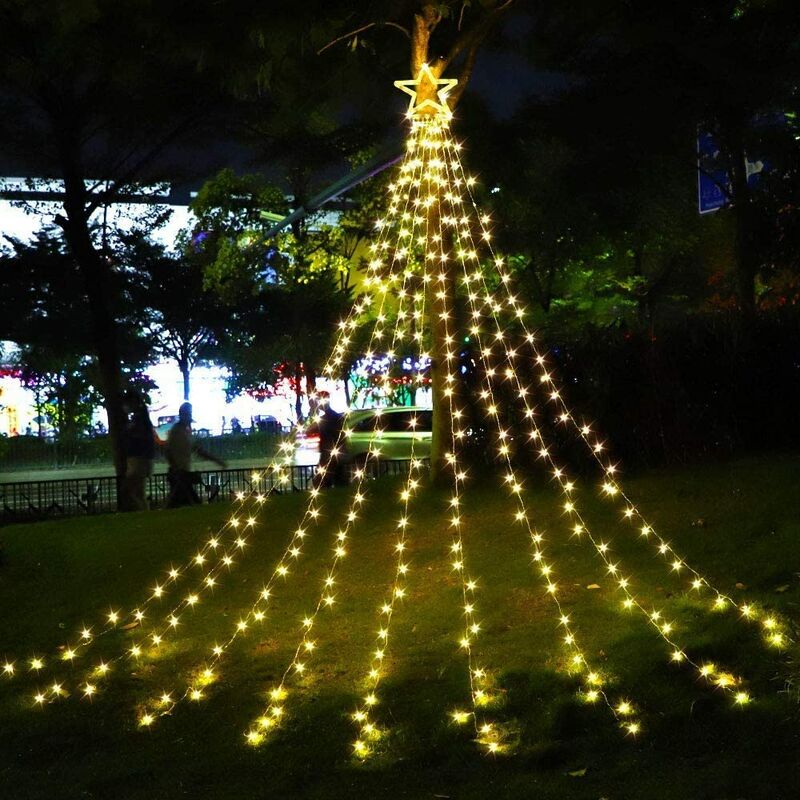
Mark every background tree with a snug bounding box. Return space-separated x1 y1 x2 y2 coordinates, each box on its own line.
191 170 353 420
520 0 800 319
0 0 277 476
15 349 100 441
0 228 153 438
468 98 706 333
122 234 227 402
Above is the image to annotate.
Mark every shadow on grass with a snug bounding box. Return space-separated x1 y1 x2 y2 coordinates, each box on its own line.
3 654 798 800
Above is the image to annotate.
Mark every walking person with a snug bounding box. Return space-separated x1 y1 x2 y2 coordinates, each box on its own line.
312 391 346 489
165 402 227 507
121 390 157 511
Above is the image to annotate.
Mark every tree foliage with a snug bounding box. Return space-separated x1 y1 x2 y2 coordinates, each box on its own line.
517 0 800 317
0 228 152 437
189 170 354 417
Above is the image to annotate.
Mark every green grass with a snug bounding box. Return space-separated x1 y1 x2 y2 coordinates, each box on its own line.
0 453 799 799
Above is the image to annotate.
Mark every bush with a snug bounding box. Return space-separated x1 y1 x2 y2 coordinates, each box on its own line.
541 309 800 468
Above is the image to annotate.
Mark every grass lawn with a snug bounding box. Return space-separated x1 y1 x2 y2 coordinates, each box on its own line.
0 453 799 799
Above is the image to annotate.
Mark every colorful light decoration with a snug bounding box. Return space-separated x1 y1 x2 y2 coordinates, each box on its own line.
4 67 790 752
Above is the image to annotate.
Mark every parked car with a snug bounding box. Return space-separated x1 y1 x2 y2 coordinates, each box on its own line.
251 415 281 434
296 406 433 464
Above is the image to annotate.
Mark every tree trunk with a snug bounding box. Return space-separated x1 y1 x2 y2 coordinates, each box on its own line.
427 206 457 483
179 357 191 401
56 380 64 439
406 2 503 481
305 365 318 415
411 6 449 482
730 166 758 320
721 120 758 320
427 271 454 482
59 201 127 482
343 368 351 406
294 365 304 423
35 388 43 437
526 256 553 312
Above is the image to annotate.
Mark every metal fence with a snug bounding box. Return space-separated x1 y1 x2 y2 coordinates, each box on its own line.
0 459 427 524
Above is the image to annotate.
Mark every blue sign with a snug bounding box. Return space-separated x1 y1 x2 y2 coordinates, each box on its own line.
697 130 730 214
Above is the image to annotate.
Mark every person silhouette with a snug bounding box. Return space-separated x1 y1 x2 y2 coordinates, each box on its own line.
164 402 227 507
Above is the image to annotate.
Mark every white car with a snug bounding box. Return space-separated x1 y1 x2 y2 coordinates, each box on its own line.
345 406 432 463
297 406 432 464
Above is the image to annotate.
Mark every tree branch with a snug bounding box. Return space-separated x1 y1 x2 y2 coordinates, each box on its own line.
412 5 443 75
84 117 200 217
317 21 410 56
442 0 514 73
447 37 481 107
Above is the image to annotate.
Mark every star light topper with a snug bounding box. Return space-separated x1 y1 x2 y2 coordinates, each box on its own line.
394 63 458 119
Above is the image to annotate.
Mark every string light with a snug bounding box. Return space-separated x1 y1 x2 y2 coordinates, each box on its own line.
247 132 435 743
11 502 262 703
431 147 502 754
20 132 427 726
448 134 790 653
438 130 750 704
350 206 430 757
11 67 780 749
13 174 395 711
136 126 431 729
435 142 632 733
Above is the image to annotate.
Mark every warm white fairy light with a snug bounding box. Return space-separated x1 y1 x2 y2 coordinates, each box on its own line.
247 136 436 743
351 224 430 758
538 360 790 646
440 132 750 705
11 70 779 749
151 131 431 731
429 158 502 754
42 513 268 706
436 149 632 733
126 126 432 732
25 221 385 710
13 490 271 705
448 134 789 654
154 352 382 720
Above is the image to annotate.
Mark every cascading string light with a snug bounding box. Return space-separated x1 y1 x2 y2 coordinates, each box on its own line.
98 514 262 676
245 171 433 746
137 225 411 712
154 124 427 730
351 197 431 759
28 90 418 716
144 134 433 729
533 361 791 648
12 224 395 705
20 206 395 709
10 66 767 746
447 139 789 654
434 172 632 733
11 484 266 705
430 140 503 754
438 136 750 707
244 443 375 745
463 309 632 729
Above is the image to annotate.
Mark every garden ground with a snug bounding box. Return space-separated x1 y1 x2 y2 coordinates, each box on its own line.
0 453 799 799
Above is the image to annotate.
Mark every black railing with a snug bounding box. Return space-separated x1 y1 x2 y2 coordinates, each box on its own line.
0 459 428 524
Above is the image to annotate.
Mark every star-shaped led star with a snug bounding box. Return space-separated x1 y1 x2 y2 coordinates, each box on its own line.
394 63 458 119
